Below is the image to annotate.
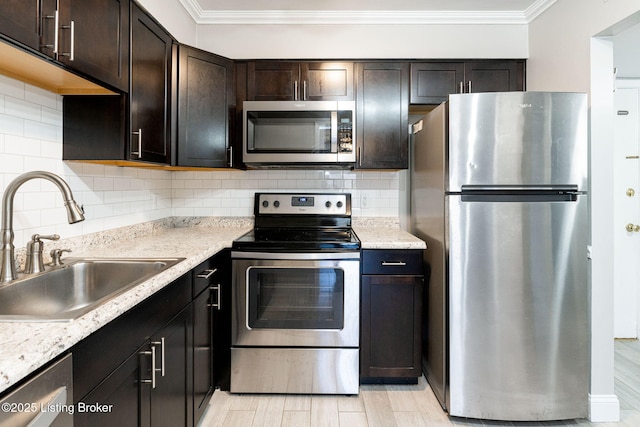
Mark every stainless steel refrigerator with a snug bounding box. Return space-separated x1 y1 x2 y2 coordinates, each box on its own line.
409 92 589 421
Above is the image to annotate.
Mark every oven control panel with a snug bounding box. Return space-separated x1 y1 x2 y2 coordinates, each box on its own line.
256 193 350 215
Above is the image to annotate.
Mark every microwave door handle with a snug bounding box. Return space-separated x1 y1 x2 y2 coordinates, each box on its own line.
331 111 338 154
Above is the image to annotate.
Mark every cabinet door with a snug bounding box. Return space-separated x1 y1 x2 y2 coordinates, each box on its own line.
192 289 213 424
62 0 129 91
177 46 234 168
147 308 190 427
247 61 299 101
464 60 525 93
356 62 409 169
130 4 173 164
301 62 354 101
75 349 142 427
410 62 464 104
361 275 422 378
0 0 57 56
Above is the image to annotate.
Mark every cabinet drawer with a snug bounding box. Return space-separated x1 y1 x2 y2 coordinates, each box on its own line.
362 250 422 275
193 258 222 297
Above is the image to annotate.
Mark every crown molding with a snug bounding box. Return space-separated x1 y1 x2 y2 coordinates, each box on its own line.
178 0 556 25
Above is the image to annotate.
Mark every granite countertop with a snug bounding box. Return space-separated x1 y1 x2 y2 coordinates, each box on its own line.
352 218 427 250
0 216 425 394
0 218 252 394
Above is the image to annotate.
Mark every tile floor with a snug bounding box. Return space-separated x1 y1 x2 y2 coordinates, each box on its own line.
198 340 640 427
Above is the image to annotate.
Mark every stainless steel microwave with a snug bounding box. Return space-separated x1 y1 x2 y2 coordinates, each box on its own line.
242 100 355 167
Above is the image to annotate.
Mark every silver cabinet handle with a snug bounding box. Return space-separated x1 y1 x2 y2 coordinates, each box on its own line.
294 80 299 100
151 338 165 377
303 80 307 100
381 261 407 266
132 128 142 156
468 80 472 93
227 146 233 168
197 268 217 279
26 386 67 427
208 284 221 310
60 20 75 61
41 11 59 53
458 82 464 93
140 347 156 388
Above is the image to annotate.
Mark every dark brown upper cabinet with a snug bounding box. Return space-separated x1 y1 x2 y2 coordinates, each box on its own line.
176 46 235 168
63 3 173 166
129 2 173 164
410 60 525 104
246 61 354 101
0 0 55 53
0 0 129 92
356 62 409 170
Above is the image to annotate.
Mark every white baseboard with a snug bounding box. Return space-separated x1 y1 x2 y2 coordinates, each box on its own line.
589 394 620 422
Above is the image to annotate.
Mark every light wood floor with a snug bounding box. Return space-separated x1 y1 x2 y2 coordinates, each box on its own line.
199 340 640 427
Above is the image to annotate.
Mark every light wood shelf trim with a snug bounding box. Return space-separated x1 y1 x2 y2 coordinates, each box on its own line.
0 40 116 95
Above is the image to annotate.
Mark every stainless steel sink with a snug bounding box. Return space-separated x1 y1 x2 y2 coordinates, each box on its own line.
0 258 184 322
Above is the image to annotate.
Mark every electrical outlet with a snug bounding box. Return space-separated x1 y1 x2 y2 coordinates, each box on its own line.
361 194 368 208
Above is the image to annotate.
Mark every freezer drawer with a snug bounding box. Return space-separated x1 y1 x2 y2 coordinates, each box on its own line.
447 194 589 420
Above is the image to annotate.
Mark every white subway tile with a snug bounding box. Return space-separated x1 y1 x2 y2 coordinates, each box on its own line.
0 76 25 99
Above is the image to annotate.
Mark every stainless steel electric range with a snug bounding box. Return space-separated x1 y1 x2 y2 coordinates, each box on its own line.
230 193 361 395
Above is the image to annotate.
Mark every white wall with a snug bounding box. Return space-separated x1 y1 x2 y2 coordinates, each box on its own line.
195 23 528 59
528 2 640 92
136 0 198 46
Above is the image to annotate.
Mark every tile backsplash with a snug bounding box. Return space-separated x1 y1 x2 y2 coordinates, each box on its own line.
0 76 400 246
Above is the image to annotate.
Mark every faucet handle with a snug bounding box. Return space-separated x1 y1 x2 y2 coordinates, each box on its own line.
31 234 60 243
24 234 60 274
50 248 72 266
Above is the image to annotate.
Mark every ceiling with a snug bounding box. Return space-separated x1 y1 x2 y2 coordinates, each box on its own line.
180 0 556 25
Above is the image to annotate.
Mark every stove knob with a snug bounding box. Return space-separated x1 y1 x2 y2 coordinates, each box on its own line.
274 200 280 208
262 200 269 208
337 201 343 208
325 201 332 208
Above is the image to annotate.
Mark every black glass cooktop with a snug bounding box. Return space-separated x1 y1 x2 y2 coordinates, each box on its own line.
232 228 361 251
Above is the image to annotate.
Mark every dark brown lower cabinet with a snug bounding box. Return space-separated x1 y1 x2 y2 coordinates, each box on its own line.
71 272 193 427
76 307 190 427
360 249 423 382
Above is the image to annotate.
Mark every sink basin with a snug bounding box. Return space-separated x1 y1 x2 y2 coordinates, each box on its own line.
0 258 184 322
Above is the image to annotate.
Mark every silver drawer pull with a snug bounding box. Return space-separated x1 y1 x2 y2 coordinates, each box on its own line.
381 261 407 266
26 386 67 427
197 268 217 279
208 284 221 310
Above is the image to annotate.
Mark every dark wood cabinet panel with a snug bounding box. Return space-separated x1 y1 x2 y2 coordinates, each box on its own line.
75 348 142 427
247 61 353 101
356 62 409 169
130 4 173 164
247 61 298 101
147 308 190 427
177 46 234 168
0 0 128 91
0 0 52 53
61 0 129 91
302 62 354 100
410 62 464 105
361 249 423 381
464 60 525 93
410 60 526 104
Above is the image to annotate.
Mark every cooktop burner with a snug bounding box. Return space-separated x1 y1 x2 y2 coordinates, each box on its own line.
232 193 361 252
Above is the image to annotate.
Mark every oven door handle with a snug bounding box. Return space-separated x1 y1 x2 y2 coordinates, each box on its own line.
231 251 360 260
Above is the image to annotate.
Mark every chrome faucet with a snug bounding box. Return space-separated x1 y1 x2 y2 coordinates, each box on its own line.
1 171 85 283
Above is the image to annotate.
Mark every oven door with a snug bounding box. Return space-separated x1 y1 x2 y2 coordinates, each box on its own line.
232 252 360 348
